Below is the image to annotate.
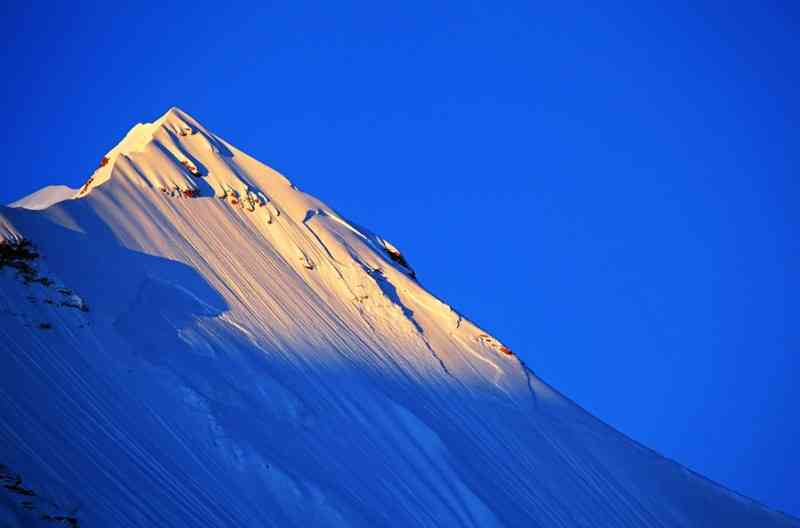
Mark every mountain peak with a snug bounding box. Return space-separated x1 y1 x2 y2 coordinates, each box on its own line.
73 107 292 203
155 106 206 135
161 105 189 118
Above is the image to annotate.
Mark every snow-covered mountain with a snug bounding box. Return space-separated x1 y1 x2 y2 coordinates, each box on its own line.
0 108 795 527
8 185 76 211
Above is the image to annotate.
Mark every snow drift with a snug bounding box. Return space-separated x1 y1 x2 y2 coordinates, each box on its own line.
0 108 795 527
8 185 77 211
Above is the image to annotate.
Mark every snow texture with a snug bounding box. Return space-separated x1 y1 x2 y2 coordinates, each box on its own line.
9 185 77 211
0 108 796 527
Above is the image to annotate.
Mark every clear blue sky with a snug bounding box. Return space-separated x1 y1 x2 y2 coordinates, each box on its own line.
2 1 797 517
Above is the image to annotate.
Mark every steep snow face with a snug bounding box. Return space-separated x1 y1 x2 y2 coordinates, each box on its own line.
0 108 796 528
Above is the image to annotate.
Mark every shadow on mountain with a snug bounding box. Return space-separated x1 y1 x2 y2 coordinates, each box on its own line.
154 137 214 191
1 187 795 528
2 197 228 338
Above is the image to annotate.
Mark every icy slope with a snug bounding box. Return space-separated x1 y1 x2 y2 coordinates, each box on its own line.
0 108 795 528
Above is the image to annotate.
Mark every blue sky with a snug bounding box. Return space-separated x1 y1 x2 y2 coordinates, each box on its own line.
2 1 798 517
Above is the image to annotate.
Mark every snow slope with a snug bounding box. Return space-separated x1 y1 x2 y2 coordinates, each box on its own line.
9 185 76 210
0 108 795 527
